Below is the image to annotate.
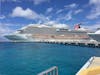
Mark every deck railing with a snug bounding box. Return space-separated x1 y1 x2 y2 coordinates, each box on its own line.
38 66 58 75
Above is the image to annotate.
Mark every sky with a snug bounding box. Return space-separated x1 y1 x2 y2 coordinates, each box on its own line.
0 0 100 40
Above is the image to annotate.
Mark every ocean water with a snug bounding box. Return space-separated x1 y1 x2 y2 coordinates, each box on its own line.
0 42 100 75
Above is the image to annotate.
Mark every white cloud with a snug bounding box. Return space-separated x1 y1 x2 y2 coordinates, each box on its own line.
65 11 72 20
89 0 100 4
55 3 83 21
0 23 15 36
46 7 53 13
0 15 6 19
45 21 57 25
12 0 18 2
56 9 63 14
11 6 50 23
74 9 83 14
1 0 21 2
64 3 83 15
52 24 69 28
57 11 73 21
56 3 78 14
64 3 77 9
11 7 40 19
33 0 49 5
42 21 69 28
82 24 100 30
12 0 21 2
0 23 18 41
87 0 100 19
63 11 72 21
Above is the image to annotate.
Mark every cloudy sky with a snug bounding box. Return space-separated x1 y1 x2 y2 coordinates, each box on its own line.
0 0 100 40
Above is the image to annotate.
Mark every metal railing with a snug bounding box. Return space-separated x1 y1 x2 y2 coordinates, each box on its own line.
38 66 58 75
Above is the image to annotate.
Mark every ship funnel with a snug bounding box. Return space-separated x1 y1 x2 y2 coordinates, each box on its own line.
74 23 81 30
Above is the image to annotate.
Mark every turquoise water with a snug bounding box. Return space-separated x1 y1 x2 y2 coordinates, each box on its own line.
0 42 100 75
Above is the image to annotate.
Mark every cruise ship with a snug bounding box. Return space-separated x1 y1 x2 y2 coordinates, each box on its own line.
4 23 91 42
88 29 100 42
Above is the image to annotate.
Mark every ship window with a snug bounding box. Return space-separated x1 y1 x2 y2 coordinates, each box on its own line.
51 35 55 38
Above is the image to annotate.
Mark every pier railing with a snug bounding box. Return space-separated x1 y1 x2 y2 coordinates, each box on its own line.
38 66 58 75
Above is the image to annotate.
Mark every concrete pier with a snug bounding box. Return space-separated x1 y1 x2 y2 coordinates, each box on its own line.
34 39 100 48
76 56 100 75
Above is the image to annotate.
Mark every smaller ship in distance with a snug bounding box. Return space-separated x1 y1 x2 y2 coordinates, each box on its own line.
88 28 100 42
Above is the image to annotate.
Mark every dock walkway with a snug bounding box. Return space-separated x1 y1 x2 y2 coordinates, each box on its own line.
76 56 100 75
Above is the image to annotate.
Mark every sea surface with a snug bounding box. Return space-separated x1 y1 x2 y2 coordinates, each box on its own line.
0 42 100 75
